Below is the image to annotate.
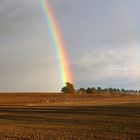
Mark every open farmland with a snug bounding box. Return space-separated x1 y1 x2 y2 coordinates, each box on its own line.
0 94 139 140
0 93 140 106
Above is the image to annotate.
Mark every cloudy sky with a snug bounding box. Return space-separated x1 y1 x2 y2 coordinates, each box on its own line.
0 0 140 92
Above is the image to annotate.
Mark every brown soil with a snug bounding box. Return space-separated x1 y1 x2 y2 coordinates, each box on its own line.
0 93 139 140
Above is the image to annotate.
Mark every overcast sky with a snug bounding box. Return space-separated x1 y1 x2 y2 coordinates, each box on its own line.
0 0 140 92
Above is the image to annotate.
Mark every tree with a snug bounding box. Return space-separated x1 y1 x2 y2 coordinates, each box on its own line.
86 87 93 94
109 88 113 94
121 89 125 93
97 87 102 93
91 87 97 94
103 88 110 93
61 82 75 93
77 88 86 94
116 88 121 94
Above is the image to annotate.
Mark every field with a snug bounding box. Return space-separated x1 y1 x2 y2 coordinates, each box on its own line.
0 94 139 140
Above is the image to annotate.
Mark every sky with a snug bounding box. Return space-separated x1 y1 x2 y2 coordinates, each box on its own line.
0 0 140 92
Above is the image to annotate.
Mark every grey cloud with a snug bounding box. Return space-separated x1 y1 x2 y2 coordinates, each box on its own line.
72 49 140 89
1 0 140 91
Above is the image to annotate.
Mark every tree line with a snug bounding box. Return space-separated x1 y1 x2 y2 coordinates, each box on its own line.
61 82 140 94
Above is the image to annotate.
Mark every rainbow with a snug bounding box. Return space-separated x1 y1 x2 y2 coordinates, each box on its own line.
39 0 73 85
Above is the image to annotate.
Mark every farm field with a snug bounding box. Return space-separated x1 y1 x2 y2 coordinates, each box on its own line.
0 94 139 140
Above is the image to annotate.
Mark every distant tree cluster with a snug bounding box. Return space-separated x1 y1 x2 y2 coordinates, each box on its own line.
61 82 140 94
77 87 140 94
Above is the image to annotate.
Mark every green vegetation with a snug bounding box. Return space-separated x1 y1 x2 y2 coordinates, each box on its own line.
77 87 140 94
62 82 140 94
61 82 76 93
